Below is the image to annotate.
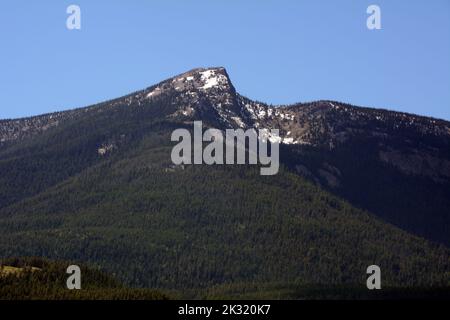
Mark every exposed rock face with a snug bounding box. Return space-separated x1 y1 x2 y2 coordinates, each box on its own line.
379 149 450 182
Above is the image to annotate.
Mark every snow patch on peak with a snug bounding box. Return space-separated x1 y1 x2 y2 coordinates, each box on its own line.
283 137 295 144
231 116 246 128
146 87 162 98
199 69 228 90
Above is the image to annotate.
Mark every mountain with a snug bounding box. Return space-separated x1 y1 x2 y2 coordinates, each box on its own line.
2 67 449 245
0 67 449 298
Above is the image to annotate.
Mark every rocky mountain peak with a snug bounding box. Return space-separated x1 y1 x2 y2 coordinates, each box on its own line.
141 67 250 128
145 67 233 99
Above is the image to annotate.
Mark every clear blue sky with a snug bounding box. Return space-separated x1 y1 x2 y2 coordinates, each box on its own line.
1 0 449 120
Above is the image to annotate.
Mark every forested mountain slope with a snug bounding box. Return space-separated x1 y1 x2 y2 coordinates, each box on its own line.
0 67 449 298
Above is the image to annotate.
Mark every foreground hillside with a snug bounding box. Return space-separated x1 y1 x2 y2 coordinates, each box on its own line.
0 257 169 300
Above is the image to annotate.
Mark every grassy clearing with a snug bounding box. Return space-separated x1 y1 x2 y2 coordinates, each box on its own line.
0 265 41 277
